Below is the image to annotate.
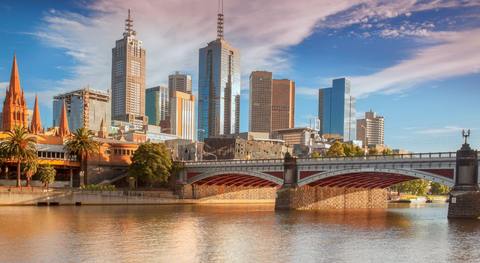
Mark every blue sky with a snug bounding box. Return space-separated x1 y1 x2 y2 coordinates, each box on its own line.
1 0 480 153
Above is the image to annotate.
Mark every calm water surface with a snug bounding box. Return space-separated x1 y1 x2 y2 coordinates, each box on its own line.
1 203 480 263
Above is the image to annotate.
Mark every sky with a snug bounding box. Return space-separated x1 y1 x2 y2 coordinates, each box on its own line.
1 0 480 153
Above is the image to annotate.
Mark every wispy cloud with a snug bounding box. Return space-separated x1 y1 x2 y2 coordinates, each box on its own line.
350 29 480 98
415 125 471 134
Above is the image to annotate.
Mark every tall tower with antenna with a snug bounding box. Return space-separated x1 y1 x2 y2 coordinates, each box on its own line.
198 0 241 141
111 9 148 128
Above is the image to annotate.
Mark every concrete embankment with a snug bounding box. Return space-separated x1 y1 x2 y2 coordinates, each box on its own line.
0 190 275 206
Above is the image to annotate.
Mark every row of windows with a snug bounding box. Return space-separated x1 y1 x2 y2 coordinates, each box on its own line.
113 149 135 156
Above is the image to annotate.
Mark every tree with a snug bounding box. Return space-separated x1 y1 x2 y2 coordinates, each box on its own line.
128 143 172 189
382 148 393 155
0 126 37 187
430 182 451 195
64 127 99 187
342 143 355 157
310 151 320 158
37 163 56 187
367 148 380 156
389 179 429 196
354 146 365 156
22 158 38 187
326 141 345 157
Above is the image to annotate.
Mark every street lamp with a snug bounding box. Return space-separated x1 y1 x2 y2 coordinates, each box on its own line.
128 176 134 191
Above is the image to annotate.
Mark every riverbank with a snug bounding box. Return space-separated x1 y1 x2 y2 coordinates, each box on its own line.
0 189 275 206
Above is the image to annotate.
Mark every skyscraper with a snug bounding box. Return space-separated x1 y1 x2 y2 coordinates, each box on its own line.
272 79 295 131
111 9 148 128
53 87 111 132
171 91 195 141
249 71 295 133
249 71 273 133
168 71 192 116
145 86 168 126
357 110 385 147
198 2 241 141
318 78 356 141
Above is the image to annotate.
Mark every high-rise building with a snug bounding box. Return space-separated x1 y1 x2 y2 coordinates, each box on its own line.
249 72 295 133
357 110 385 147
198 3 241 141
53 88 111 132
2 54 28 131
171 91 195 141
168 71 192 116
272 79 295 131
318 78 356 141
145 86 168 126
249 71 272 133
111 9 148 128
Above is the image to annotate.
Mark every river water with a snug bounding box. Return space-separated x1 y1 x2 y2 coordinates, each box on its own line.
1 203 480 263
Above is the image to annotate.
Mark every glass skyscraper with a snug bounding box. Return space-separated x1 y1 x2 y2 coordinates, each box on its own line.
318 78 356 141
145 86 168 126
197 10 241 142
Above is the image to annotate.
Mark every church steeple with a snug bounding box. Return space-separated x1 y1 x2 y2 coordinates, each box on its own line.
30 94 42 134
58 100 70 137
2 54 28 131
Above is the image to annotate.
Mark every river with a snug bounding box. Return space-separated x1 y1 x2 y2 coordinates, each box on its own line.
1 203 480 263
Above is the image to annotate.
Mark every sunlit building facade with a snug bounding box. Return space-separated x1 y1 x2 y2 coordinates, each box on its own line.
145 86 168 126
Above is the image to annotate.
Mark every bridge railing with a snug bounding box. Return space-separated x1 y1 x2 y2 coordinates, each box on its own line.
183 152 457 166
183 158 284 166
297 152 457 163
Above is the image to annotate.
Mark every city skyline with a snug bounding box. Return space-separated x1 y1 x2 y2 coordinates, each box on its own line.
1 0 480 152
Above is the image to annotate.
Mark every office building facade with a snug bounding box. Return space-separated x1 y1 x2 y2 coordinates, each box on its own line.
272 79 295 131
168 71 192 116
53 88 111 132
111 10 148 128
249 71 273 133
356 110 385 146
171 91 195 141
198 9 241 141
318 78 356 141
145 86 168 126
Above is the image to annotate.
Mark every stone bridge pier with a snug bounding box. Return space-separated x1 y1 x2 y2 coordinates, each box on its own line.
275 155 387 210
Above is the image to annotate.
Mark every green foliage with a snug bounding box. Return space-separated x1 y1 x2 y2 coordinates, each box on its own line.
430 182 451 195
367 148 380 156
64 127 99 187
382 148 393 155
128 143 173 188
0 126 37 187
310 151 320 158
170 162 185 179
37 163 56 187
326 141 345 157
389 179 430 196
354 146 365 156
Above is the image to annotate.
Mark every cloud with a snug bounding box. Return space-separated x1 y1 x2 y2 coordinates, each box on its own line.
415 125 469 134
350 29 480 97
296 87 318 97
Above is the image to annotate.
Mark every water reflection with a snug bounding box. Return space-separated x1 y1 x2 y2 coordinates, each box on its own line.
0 204 479 262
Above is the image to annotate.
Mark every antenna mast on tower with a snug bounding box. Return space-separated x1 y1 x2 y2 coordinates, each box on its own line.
124 9 136 37
217 0 224 39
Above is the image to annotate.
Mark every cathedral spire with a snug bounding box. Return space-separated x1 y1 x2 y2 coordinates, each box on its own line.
30 94 42 134
58 100 70 137
10 54 21 96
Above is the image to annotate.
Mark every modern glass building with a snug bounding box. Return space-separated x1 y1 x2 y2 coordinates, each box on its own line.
318 78 356 141
197 10 241 142
145 86 168 126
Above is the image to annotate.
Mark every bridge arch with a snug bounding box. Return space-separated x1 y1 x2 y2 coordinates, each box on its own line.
187 170 283 187
298 168 454 188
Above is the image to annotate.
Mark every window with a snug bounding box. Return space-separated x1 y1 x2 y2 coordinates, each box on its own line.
123 150 126 155
127 150 130 155
114 149 118 155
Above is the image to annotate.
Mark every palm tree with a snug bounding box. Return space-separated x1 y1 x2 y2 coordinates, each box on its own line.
22 158 38 187
0 126 37 187
37 163 56 187
64 127 99 187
